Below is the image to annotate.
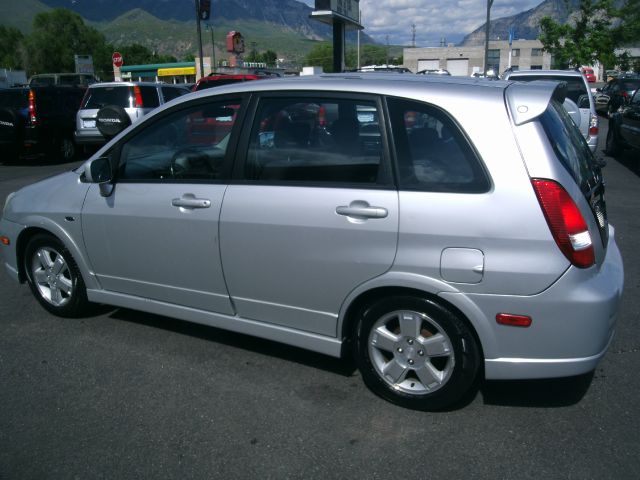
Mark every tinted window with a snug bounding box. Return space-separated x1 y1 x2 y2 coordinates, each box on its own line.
82 86 132 109
387 98 489 193
162 86 186 102
244 97 387 185
118 100 240 181
139 86 160 108
511 75 588 105
540 100 599 193
0 90 28 109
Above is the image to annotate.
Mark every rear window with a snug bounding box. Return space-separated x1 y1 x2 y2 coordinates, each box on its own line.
511 75 588 105
540 100 599 193
0 90 28 109
82 86 132 109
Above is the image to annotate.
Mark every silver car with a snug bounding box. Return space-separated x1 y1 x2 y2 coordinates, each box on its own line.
503 69 600 153
0 74 623 411
74 81 189 148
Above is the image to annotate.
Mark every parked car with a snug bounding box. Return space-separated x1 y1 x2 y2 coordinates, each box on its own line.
74 81 190 148
0 74 623 411
606 88 640 156
503 69 599 152
29 73 97 87
417 69 451 76
193 73 265 92
594 74 640 117
0 85 86 162
581 67 596 83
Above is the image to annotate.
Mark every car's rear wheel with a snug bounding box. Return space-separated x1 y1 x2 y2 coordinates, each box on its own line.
24 234 90 317
354 295 481 411
59 136 76 162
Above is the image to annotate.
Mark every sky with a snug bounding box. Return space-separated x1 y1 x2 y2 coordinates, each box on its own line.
301 0 543 46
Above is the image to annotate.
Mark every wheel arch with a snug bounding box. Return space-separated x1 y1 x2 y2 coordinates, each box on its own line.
16 221 98 290
338 283 488 363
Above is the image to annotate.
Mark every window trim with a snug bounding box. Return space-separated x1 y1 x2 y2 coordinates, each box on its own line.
109 93 250 184
231 91 395 189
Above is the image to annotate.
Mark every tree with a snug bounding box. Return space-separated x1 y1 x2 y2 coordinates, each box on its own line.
261 50 277 67
0 25 25 70
538 0 637 70
305 42 334 72
118 44 177 66
25 9 113 79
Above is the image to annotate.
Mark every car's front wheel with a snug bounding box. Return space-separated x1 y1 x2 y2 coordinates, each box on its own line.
354 295 481 411
24 234 90 317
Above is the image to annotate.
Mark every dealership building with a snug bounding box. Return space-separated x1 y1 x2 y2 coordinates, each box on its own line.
403 39 552 76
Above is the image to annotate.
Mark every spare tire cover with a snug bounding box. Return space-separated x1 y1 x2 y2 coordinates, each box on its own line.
96 105 132 138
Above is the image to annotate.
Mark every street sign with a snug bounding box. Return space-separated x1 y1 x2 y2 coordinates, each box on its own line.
112 52 124 68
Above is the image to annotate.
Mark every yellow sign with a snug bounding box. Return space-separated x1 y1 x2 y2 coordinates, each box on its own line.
158 67 196 76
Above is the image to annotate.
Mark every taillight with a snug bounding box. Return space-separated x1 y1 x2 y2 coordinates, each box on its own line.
28 89 38 125
589 113 598 136
133 86 143 107
532 179 595 268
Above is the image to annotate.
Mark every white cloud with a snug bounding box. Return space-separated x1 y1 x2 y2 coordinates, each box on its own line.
303 0 543 46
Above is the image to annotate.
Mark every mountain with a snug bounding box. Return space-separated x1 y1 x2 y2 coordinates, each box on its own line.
460 0 580 45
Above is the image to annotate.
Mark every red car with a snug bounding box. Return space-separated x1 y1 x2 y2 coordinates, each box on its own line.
581 67 596 83
193 73 265 92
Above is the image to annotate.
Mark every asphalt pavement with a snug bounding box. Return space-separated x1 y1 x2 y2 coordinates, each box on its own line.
0 119 638 479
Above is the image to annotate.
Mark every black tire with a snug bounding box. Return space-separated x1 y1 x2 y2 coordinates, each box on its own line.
58 136 76 162
605 124 621 157
96 105 131 139
24 234 91 317
354 295 481 411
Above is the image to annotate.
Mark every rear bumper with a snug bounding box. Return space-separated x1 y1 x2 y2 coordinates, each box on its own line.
74 132 106 146
442 225 624 380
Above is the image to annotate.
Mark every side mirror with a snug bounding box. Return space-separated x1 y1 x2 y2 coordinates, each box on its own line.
87 156 115 197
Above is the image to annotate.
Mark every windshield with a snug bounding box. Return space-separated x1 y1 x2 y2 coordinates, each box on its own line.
511 75 588 105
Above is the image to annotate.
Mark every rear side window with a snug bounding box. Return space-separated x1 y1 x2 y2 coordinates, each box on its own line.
540 100 599 193
82 86 132 109
387 98 489 193
244 97 388 185
138 86 160 108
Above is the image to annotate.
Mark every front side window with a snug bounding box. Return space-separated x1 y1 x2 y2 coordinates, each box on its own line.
387 98 489 193
244 97 388 185
118 100 240 182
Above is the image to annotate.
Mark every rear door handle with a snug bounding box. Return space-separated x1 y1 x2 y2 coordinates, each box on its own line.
172 194 211 209
336 201 388 219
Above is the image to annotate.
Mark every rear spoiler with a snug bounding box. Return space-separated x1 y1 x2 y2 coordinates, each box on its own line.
505 80 567 126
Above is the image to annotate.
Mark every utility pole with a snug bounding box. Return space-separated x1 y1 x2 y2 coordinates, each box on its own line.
357 9 361 70
483 0 494 76
206 23 216 73
411 23 416 48
386 34 390 66
194 0 204 79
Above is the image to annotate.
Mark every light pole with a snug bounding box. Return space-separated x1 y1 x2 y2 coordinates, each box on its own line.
194 0 204 79
483 0 494 76
206 23 216 73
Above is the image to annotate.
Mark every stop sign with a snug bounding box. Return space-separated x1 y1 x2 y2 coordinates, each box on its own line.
112 52 123 68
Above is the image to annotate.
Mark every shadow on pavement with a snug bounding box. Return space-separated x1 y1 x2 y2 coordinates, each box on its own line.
480 371 595 408
109 307 358 377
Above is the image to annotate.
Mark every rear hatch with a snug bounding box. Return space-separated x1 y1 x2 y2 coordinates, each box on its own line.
538 99 608 261
0 89 28 146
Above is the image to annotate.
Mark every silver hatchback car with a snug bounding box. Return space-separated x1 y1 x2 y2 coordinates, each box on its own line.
0 74 623 411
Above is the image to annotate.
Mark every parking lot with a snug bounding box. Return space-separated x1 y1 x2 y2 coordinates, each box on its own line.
0 118 639 479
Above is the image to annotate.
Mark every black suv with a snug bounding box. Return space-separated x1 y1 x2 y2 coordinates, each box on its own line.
606 88 640 156
0 85 86 163
595 74 640 117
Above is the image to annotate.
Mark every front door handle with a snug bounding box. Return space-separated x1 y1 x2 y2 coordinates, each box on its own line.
336 201 388 219
172 194 211 209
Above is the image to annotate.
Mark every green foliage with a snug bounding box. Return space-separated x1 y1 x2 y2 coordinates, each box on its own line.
245 47 277 66
118 43 177 66
305 42 334 72
0 25 25 69
24 8 113 79
305 43 396 72
538 0 638 70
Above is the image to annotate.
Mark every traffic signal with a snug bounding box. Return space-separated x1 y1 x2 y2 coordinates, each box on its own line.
199 0 211 20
